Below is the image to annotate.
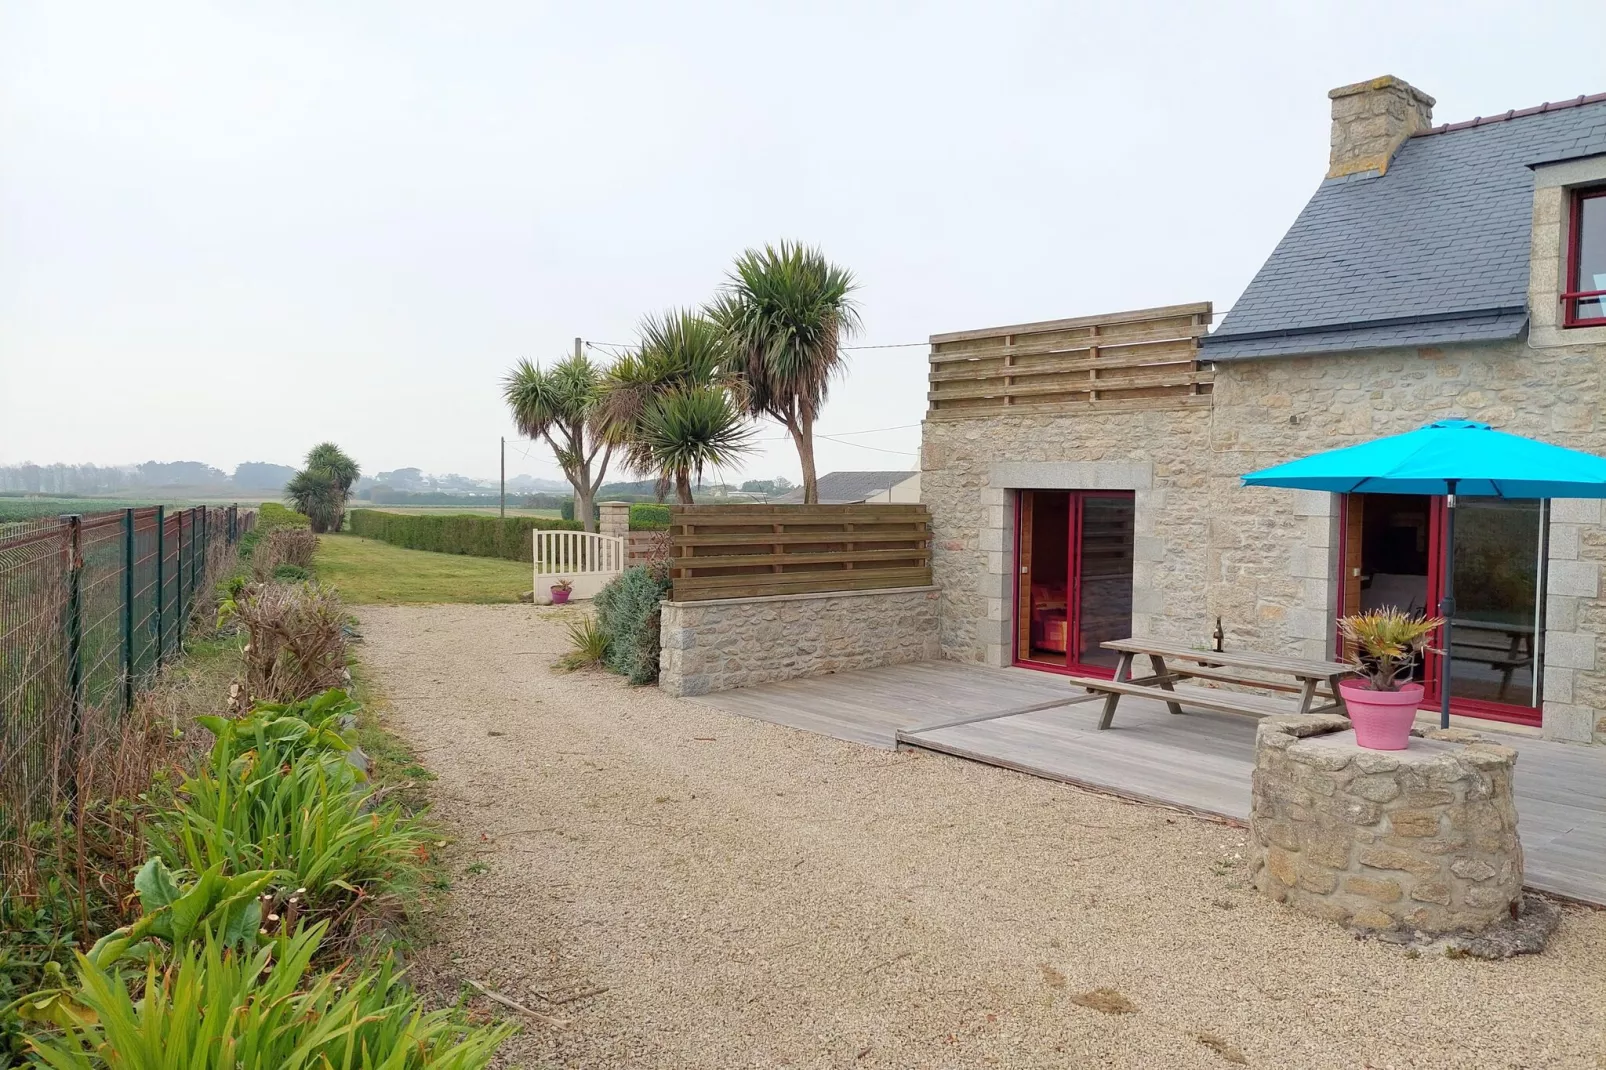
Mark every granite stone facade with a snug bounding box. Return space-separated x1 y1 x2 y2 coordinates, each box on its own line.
659 586 942 698
924 335 1606 744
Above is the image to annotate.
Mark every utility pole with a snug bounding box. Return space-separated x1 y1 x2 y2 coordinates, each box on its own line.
500 436 506 518
574 337 582 359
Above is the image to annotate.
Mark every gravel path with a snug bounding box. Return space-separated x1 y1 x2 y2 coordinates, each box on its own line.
358 604 1606 1070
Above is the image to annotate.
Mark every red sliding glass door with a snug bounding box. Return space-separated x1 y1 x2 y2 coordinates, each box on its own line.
1014 490 1136 675
1339 493 1545 726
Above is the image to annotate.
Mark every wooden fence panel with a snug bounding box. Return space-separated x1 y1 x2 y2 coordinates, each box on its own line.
669 504 932 601
926 301 1213 419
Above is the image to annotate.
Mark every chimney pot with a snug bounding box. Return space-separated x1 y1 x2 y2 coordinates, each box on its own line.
1327 75 1435 179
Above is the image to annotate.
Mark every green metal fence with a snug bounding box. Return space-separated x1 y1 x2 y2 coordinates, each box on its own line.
0 505 255 862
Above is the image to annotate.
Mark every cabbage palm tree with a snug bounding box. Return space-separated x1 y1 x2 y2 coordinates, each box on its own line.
285 467 342 533
286 443 359 533
503 352 612 532
708 242 861 505
303 443 359 531
600 311 753 504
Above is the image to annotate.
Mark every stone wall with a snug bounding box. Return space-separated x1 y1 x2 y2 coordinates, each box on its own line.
924 332 1606 743
1211 337 1606 743
921 406 1215 667
659 586 941 698
1249 717 1522 935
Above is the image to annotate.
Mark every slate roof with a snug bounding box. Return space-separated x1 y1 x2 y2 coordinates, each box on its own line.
1202 94 1606 360
772 470 915 504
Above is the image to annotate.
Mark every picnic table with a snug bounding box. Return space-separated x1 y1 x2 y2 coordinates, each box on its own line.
1067 638 1353 730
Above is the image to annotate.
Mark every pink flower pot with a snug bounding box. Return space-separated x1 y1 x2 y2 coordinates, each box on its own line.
550 588 571 604
1338 679 1423 750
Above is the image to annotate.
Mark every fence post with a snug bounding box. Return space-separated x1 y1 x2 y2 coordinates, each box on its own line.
123 508 135 713
194 504 203 604
154 504 165 666
59 514 84 797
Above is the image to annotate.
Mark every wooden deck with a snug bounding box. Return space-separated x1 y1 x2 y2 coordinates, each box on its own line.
685 661 1606 906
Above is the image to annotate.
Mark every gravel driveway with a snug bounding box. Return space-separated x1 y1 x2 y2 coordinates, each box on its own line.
358 604 1606 1070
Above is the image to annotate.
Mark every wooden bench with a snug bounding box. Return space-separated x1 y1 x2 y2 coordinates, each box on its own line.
1066 638 1353 730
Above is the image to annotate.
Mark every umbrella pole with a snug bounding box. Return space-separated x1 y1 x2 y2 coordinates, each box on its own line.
1439 480 1457 730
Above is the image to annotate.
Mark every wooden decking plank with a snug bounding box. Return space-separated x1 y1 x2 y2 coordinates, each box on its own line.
683 660 1606 906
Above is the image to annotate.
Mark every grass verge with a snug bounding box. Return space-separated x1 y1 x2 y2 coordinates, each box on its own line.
315 533 530 604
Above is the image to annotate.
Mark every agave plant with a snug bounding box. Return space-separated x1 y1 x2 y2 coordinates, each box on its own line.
707 242 861 505
1338 607 1444 691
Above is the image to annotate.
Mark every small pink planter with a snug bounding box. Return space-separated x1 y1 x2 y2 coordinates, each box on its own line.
1338 679 1424 750
550 588 571 605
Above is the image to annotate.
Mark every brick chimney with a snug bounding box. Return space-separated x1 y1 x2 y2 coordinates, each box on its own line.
1327 76 1435 178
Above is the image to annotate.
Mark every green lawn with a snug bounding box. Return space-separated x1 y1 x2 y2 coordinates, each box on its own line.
315 533 531 604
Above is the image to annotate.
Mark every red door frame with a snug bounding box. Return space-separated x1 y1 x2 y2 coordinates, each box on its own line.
1337 494 1541 726
1011 489 1135 679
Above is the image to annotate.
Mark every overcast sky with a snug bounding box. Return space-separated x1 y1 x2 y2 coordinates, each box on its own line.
3 1 1601 486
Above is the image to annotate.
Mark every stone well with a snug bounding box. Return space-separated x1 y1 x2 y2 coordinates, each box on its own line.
1249 715 1523 935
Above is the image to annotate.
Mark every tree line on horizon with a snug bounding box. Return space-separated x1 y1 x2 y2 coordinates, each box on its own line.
503 240 858 531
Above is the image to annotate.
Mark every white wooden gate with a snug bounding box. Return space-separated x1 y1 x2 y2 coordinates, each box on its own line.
533 529 625 602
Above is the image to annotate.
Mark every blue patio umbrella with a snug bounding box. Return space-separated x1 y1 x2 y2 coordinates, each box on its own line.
1242 418 1606 728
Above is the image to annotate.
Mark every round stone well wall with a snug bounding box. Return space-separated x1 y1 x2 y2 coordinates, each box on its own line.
1249 714 1522 934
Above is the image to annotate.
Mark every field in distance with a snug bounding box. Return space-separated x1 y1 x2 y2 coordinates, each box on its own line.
356 504 562 518
0 495 258 521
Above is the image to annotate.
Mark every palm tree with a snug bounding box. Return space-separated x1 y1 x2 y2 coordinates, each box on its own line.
285 467 342 533
303 442 359 531
708 242 861 505
286 443 359 533
600 311 753 504
503 352 613 532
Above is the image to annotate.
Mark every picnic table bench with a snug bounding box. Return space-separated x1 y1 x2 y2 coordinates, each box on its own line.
1066 638 1354 730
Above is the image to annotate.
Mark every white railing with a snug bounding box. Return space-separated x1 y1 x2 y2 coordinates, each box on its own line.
534 530 625 579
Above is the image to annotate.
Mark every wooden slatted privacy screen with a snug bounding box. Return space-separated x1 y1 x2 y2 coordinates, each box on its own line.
669 504 932 601
927 302 1214 418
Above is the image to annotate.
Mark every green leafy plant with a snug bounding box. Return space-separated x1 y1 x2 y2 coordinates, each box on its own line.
557 616 610 672
348 510 582 561
0 877 82 1060
271 563 310 582
593 565 672 684
148 720 428 913
1338 607 1444 691
23 924 514 1069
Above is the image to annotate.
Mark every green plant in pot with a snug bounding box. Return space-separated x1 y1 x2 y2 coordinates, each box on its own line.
1337 607 1443 750
550 578 574 604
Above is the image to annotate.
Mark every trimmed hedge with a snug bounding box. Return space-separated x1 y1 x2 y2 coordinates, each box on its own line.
347 509 581 562
629 503 670 530
258 502 310 533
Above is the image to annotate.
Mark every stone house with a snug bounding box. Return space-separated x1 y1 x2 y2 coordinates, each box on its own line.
923 76 1606 744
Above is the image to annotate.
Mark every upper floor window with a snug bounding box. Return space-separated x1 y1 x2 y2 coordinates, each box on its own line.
1565 187 1606 327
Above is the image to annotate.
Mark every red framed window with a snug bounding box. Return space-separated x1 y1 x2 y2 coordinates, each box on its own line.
1563 186 1606 327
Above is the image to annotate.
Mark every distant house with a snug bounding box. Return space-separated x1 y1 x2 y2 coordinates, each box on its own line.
775 470 921 505
921 75 1606 745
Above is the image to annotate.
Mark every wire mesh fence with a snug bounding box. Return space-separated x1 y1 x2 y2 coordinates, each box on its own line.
0 504 256 875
